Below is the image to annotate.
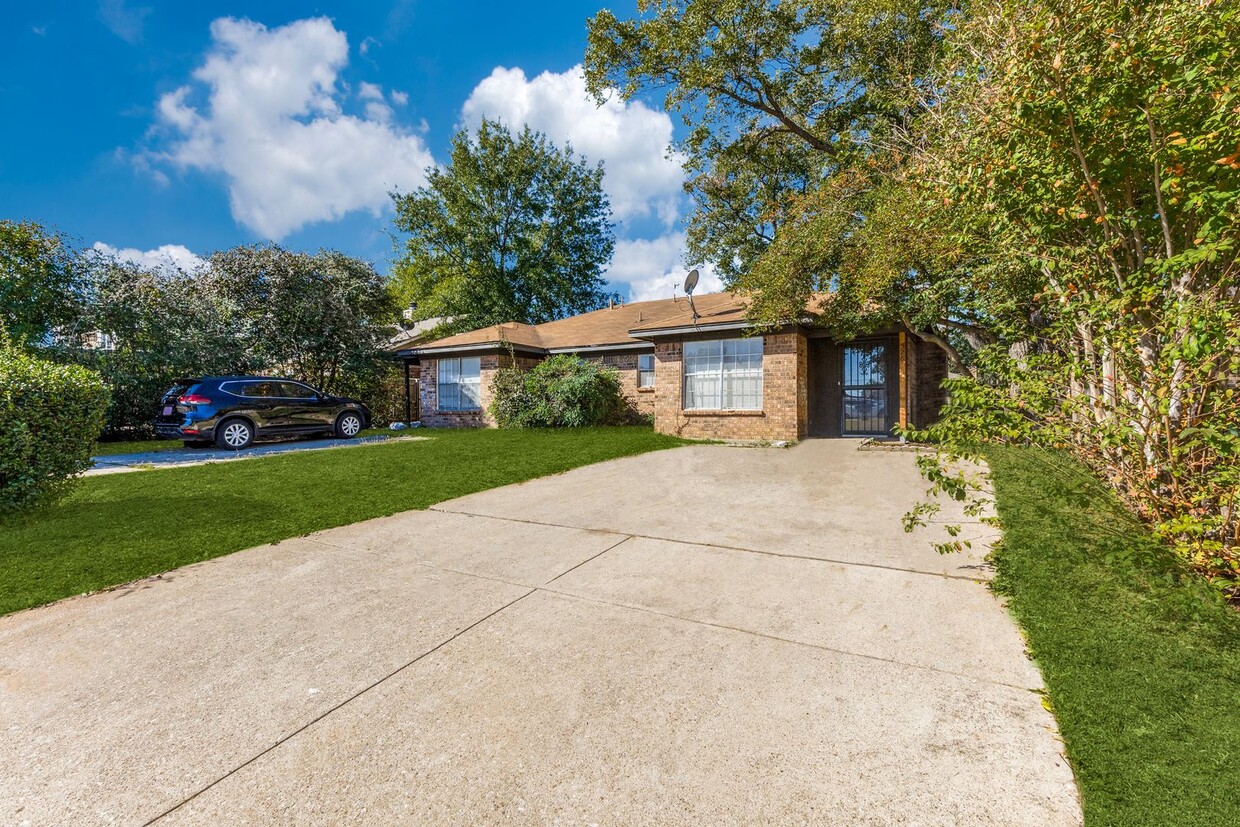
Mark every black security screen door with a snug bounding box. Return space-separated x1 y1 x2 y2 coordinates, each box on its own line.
842 343 890 435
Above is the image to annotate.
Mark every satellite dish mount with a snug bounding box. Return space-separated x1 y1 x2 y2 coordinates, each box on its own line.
683 268 701 323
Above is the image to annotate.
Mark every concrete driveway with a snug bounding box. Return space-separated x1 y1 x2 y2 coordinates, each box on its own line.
0 441 1081 825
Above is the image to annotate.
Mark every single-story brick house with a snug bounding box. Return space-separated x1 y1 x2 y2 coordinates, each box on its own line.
393 292 946 441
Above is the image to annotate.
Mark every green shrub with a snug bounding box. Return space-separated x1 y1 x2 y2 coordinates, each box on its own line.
75 350 205 439
489 354 631 428
0 345 109 512
329 357 406 426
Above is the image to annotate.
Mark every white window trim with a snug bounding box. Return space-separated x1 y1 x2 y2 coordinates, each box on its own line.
437 357 482 412
682 337 763 411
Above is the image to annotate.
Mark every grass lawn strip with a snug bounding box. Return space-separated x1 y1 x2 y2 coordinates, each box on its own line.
985 445 1240 827
2 427 685 616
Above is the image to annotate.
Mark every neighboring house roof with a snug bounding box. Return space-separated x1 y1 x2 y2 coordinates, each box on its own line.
402 292 830 358
409 321 546 354
385 316 449 352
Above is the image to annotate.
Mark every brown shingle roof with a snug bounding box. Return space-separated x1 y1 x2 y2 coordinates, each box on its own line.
409 291 831 355
628 291 834 334
626 292 751 334
532 294 740 348
411 322 544 352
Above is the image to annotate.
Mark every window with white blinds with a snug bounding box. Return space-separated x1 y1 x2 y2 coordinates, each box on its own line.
682 338 763 410
437 357 481 411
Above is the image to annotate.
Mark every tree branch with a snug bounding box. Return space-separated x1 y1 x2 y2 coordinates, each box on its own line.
704 83 832 153
901 314 974 377
1142 107 1176 260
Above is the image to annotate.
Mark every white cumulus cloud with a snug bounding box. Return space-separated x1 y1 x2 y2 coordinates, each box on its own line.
146 17 434 240
609 233 723 303
99 0 151 44
461 65 684 227
92 242 206 274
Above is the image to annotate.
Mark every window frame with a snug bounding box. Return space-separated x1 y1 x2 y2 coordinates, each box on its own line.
681 337 764 411
436 356 482 412
637 353 655 389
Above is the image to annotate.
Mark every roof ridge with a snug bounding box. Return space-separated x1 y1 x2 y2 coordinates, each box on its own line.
408 290 762 354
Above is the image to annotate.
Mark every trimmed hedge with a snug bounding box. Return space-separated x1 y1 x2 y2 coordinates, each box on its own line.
489 354 631 428
1 346 109 512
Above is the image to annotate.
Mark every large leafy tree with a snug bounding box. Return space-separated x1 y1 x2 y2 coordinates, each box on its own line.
391 120 617 333
206 245 398 394
76 244 397 435
909 0 1240 578
83 254 255 433
0 220 88 346
585 0 955 302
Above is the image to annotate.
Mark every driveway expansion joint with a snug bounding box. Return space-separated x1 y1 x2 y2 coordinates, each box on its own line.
535 585 1036 692
140 587 537 826
545 535 634 584
388 554 1034 693
428 506 985 583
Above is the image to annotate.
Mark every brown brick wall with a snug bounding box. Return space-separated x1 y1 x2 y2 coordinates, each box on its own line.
418 331 940 438
582 351 656 418
420 351 652 428
420 353 538 428
910 337 948 428
652 332 805 442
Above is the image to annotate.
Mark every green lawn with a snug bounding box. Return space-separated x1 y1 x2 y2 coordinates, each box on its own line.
3 426 686 615
985 446 1240 827
91 428 392 456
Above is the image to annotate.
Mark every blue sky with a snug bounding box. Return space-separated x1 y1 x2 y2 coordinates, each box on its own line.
1 1 722 300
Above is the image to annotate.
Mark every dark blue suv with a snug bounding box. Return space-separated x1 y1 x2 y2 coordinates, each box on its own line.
153 376 370 450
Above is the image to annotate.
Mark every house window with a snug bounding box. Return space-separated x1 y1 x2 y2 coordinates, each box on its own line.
638 353 655 388
683 338 763 410
437 357 481 411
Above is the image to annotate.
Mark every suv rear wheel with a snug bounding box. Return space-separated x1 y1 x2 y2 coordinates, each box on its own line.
216 418 254 450
335 411 363 439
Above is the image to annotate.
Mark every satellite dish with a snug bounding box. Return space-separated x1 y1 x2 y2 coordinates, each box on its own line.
682 268 701 323
683 268 700 295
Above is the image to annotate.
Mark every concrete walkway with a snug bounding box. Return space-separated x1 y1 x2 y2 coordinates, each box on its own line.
86 433 426 476
0 441 1081 825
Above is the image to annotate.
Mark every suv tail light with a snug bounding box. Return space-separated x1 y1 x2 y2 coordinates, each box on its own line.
178 394 212 405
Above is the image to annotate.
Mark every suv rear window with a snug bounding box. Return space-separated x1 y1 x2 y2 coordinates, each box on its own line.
161 382 197 402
